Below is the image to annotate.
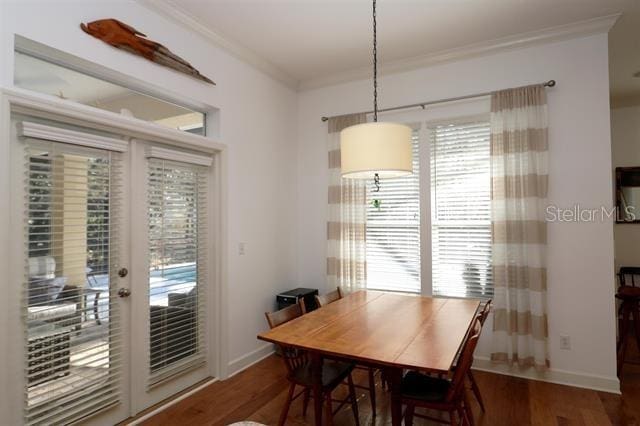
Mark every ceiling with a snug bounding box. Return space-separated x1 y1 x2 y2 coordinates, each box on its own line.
164 0 639 96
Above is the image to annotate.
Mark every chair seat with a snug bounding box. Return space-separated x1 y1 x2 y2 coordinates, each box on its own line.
292 359 355 389
616 286 640 299
401 371 452 402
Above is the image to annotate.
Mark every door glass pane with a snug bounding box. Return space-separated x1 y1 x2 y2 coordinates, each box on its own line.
24 140 122 425
147 159 206 384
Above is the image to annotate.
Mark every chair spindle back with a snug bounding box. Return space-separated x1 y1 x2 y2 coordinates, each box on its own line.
265 302 308 374
315 287 343 307
447 317 482 402
619 267 640 288
479 299 492 325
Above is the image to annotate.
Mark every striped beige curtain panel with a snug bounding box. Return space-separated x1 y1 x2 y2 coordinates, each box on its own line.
327 113 368 292
489 85 550 370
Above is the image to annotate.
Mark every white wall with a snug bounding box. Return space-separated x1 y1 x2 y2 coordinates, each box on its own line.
611 106 640 270
297 34 619 391
0 0 298 375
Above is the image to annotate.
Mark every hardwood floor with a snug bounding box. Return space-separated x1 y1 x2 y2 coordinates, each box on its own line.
142 340 640 426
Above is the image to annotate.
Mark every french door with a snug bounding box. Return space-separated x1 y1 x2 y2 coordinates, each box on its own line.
129 141 212 411
9 115 214 425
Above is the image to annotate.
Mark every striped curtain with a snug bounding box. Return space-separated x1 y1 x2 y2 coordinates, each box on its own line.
327 114 368 292
490 85 549 370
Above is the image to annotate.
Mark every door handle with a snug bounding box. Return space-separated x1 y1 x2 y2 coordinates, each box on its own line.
118 267 128 278
118 288 131 298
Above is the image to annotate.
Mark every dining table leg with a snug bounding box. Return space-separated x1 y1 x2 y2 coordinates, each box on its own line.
310 352 324 426
388 367 403 426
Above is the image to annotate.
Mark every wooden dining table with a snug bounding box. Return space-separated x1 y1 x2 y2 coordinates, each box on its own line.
257 290 480 426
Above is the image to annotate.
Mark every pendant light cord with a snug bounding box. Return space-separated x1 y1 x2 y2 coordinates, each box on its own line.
372 0 378 122
373 0 380 192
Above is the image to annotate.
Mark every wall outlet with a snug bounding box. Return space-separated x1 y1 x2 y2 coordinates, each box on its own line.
560 335 571 350
238 242 246 255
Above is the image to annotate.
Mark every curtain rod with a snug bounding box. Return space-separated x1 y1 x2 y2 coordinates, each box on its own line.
320 79 556 122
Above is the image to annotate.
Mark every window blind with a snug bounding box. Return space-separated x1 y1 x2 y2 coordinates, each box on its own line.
23 139 122 425
147 158 208 387
430 120 493 298
366 129 421 293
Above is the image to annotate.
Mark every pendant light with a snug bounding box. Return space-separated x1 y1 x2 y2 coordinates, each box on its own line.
340 0 413 191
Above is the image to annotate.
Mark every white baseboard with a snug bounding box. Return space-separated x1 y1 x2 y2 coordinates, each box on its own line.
227 343 275 378
472 356 621 394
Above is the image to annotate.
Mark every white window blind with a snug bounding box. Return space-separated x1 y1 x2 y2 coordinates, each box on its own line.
23 139 122 425
366 129 420 293
147 157 208 387
430 120 493 299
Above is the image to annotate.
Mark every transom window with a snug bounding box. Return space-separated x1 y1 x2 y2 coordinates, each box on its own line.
14 51 206 135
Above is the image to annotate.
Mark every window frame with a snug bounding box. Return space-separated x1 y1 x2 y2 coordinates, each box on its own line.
360 105 493 299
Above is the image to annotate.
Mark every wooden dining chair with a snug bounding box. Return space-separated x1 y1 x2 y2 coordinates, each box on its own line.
617 267 640 375
265 302 360 426
401 317 482 426
314 287 343 308
465 299 491 412
315 287 379 416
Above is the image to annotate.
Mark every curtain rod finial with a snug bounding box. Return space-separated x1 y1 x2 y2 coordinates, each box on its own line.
545 80 556 87
322 116 329 122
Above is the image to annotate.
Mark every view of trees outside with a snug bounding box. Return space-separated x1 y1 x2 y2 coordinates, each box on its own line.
86 158 111 276
28 155 53 258
28 151 111 280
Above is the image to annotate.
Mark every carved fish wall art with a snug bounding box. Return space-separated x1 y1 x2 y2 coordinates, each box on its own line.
80 19 215 85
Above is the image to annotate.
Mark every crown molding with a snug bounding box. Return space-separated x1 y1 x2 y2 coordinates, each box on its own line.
136 0 299 90
136 1 618 93
299 13 621 91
